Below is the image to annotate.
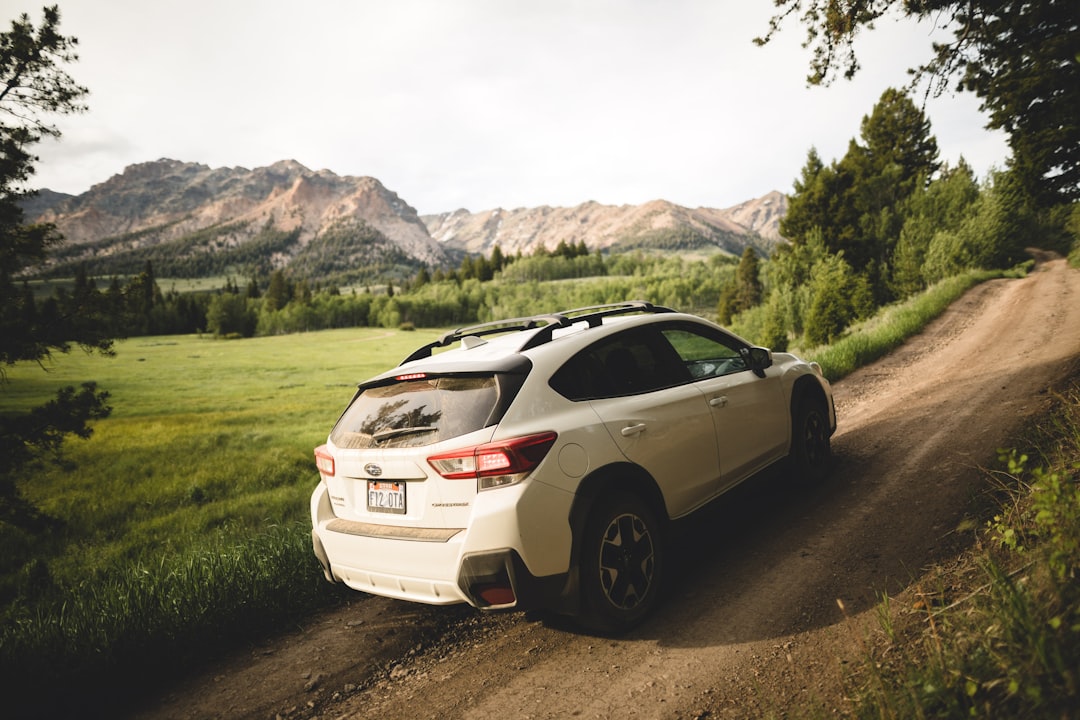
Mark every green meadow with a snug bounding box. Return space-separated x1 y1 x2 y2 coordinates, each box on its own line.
4 327 444 576
1 326 449 712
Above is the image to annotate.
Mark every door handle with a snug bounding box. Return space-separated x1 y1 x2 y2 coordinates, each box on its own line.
620 423 647 437
709 396 728 407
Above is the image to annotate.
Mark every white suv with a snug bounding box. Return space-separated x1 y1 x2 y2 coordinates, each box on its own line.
311 302 835 632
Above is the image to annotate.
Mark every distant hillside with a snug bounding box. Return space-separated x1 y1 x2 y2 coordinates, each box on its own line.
26 159 448 281
25 159 788 281
422 192 786 258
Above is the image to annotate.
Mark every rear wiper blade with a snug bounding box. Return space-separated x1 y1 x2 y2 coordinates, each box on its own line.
372 426 437 442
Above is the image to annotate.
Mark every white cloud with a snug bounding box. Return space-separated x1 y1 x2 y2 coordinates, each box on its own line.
24 0 1009 213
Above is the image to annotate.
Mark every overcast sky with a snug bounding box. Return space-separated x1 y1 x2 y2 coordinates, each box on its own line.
19 0 1009 215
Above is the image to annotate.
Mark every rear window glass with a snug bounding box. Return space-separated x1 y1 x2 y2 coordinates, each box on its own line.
331 376 498 449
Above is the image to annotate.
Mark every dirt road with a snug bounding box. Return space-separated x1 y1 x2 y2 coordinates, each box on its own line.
132 254 1080 720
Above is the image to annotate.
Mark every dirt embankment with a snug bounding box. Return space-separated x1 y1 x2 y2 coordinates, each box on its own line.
131 254 1080 720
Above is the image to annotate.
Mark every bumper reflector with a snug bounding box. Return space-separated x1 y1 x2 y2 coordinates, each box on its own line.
475 584 517 607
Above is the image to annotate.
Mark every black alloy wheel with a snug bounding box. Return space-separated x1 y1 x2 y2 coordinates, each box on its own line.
793 397 831 483
579 492 664 633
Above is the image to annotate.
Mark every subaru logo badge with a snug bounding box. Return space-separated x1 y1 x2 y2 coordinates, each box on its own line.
365 463 383 477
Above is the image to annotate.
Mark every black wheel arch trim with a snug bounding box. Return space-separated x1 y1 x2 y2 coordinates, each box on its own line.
552 463 668 616
790 375 836 437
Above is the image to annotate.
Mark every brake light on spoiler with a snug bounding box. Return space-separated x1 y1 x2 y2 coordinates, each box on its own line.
428 431 558 490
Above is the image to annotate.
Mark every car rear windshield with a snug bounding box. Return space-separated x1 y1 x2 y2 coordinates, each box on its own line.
330 375 501 449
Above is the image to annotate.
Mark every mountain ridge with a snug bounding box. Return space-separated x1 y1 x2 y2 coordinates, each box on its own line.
422 192 786 258
26 159 787 280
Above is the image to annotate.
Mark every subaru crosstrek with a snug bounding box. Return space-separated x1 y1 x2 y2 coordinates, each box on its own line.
311 302 836 632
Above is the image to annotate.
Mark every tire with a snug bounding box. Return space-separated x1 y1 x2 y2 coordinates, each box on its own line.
792 396 831 483
577 492 665 634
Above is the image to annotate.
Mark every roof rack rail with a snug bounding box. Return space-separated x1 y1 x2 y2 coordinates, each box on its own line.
517 301 675 351
398 301 675 365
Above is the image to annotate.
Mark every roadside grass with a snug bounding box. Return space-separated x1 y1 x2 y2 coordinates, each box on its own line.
847 377 1080 719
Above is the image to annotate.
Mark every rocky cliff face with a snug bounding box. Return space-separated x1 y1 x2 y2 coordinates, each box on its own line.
31 159 449 270
721 190 787 241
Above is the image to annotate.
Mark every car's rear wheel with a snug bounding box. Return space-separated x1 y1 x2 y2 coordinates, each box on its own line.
792 396 831 483
578 492 665 633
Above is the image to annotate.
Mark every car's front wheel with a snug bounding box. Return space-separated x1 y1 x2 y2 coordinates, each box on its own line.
792 396 831 483
578 492 665 633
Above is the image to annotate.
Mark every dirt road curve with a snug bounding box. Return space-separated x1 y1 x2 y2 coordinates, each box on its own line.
132 253 1080 720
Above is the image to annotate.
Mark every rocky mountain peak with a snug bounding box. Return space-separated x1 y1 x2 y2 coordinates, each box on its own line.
33 160 449 268
721 190 787 240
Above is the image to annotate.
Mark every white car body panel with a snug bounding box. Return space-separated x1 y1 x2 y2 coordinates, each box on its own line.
310 304 837 617
587 384 720 518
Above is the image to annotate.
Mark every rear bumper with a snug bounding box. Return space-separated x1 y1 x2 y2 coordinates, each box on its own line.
310 482 573 611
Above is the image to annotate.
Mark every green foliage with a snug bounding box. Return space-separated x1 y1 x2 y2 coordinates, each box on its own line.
0 6 123 531
497 250 606 283
264 268 290 311
718 247 763 324
44 221 301 279
766 82 1071 349
892 161 981 296
205 291 256 337
782 88 941 305
852 382 1080 718
732 229 823 347
0 6 87 148
991 450 1080 583
1068 205 1080 268
286 217 422 283
947 1 1079 205
804 252 872 346
921 170 1032 284
762 1 1079 205
0 522 342 717
1 5 106 367
0 381 110 477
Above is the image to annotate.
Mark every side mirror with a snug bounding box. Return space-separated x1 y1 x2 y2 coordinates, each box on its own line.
745 346 773 377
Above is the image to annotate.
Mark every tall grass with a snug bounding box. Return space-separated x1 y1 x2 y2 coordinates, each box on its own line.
3 523 337 716
848 380 1080 718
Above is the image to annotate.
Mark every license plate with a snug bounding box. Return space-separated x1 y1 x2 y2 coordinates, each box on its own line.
367 480 406 514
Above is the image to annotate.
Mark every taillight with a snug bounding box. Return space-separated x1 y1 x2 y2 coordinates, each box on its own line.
314 445 335 477
428 432 557 490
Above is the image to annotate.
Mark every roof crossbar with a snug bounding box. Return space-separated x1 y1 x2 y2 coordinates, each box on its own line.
398 301 675 365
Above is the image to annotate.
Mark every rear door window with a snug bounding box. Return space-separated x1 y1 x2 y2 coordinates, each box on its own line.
331 376 499 449
549 327 691 400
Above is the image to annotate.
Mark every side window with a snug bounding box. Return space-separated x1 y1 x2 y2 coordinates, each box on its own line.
661 325 748 380
550 327 690 400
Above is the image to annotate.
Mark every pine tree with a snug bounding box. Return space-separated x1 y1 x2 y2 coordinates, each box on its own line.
1 6 111 506
759 0 1079 205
